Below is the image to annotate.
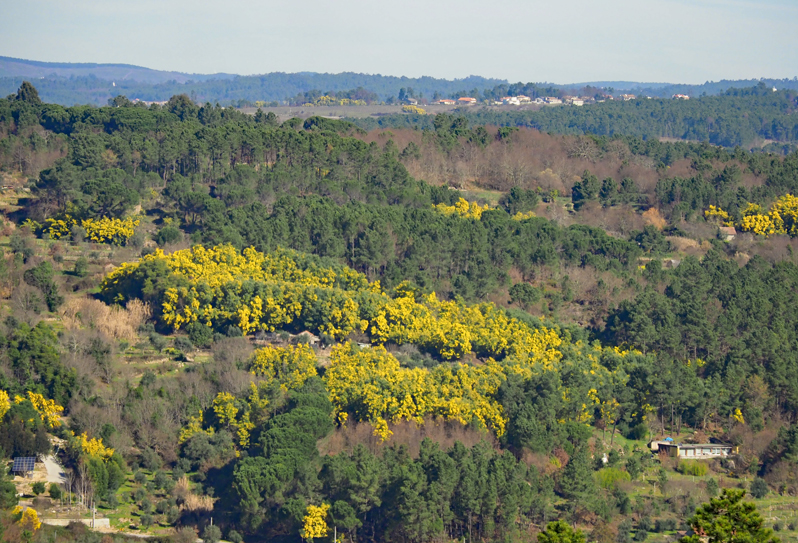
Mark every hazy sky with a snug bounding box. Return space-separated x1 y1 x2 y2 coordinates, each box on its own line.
1 0 796 84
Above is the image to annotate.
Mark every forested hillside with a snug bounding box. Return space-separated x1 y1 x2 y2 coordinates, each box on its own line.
350 84 798 149
0 68 505 107
0 82 796 543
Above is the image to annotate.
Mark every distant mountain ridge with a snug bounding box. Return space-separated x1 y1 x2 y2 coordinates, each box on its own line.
1 56 796 106
0 57 509 106
0 56 235 84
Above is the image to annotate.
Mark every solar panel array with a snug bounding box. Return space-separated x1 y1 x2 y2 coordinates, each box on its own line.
12 457 35 473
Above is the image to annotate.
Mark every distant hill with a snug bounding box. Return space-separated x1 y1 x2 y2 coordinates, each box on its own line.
0 56 235 84
1 56 796 106
570 78 798 97
566 81 673 90
0 62 508 106
482 79 798 101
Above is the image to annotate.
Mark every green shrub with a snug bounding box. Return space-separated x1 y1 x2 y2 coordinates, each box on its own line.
153 470 168 489
655 519 677 532
625 455 642 480
203 524 221 543
31 482 45 495
627 423 649 441
154 225 182 247
750 477 769 499
677 460 708 477
167 506 180 525
187 321 213 348
48 483 61 500
140 513 154 529
595 467 631 489
706 477 718 497
141 447 162 471
149 333 168 353
173 337 193 353
105 493 119 508
74 256 89 277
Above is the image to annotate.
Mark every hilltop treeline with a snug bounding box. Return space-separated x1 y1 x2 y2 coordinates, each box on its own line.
350 84 798 148
0 72 506 107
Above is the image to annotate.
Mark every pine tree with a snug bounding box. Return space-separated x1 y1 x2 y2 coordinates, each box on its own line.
539 520 586 543
16 81 42 105
680 489 780 543
559 446 595 506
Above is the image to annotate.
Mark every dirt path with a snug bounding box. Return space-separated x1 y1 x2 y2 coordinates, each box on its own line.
42 455 66 485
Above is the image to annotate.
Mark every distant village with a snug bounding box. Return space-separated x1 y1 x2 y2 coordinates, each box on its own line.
129 92 693 110
421 93 692 107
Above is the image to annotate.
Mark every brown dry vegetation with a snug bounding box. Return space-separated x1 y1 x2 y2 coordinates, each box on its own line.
61 298 151 341
363 128 744 200
319 417 498 458
175 476 215 512
730 234 798 265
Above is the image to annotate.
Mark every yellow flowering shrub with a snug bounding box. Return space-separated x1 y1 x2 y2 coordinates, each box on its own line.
102 246 367 337
13 391 63 428
720 195 798 237
178 411 213 444
301 503 330 540
184 383 277 449
768 193 798 236
21 218 42 232
43 214 140 245
251 344 318 391
44 215 76 239
303 95 367 107
77 432 114 460
740 212 778 236
82 216 140 245
23 391 63 428
13 506 41 531
324 343 507 440
433 197 491 220
0 390 10 420
212 392 255 447
402 105 426 115
105 244 654 440
512 210 536 221
703 205 732 226
213 392 239 428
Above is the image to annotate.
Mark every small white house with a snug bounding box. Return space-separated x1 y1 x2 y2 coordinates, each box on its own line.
651 441 736 459
719 226 737 241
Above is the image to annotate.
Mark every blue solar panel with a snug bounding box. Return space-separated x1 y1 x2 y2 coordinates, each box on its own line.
12 457 35 473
